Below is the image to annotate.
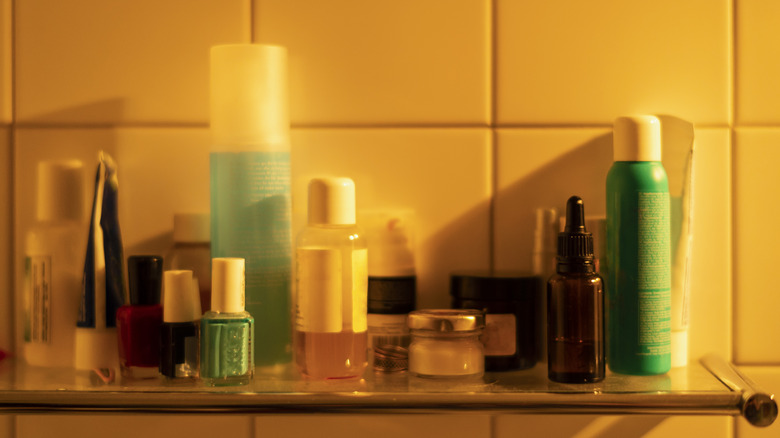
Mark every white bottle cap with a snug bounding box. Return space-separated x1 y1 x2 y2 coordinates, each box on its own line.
363 211 415 276
37 160 84 222
308 177 356 226
532 208 558 276
613 115 662 162
671 330 689 368
210 44 289 151
164 270 202 322
211 257 245 313
173 213 210 243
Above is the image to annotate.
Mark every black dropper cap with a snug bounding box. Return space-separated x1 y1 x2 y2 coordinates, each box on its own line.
557 196 595 274
127 255 163 305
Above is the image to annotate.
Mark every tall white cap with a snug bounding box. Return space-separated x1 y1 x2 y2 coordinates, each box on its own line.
164 270 202 322
671 330 688 368
173 213 210 243
363 211 416 276
308 177 356 226
36 160 84 222
613 115 662 162
210 44 289 150
211 257 245 313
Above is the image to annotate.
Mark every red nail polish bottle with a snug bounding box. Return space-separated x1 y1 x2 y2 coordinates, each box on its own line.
117 255 163 379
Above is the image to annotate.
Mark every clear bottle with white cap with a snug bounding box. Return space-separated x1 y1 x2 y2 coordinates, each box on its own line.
294 177 368 379
606 115 671 376
22 160 87 367
200 257 254 386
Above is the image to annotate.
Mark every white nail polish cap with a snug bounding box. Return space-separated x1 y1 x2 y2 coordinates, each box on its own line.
164 270 202 322
211 258 245 313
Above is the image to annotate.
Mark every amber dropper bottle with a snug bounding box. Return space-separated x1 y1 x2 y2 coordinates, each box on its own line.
547 196 605 383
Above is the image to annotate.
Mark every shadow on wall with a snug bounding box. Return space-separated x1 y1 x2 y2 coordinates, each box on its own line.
496 415 669 438
495 133 613 271
419 198 491 309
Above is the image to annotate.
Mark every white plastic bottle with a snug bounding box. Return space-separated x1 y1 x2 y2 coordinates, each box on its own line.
23 160 86 367
294 177 368 379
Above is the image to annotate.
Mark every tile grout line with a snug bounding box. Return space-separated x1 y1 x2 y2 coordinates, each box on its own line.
9 0 17 361
729 0 738 371
248 0 255 43
488 0 497 271
11 122 765 131
8 1 17 435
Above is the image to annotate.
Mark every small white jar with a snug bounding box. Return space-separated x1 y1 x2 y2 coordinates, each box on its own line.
407 309 485 378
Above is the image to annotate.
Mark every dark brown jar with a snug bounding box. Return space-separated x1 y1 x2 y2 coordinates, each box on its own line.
450 271 543 371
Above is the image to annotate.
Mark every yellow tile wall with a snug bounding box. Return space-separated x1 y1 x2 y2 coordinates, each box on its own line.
1 0 779 437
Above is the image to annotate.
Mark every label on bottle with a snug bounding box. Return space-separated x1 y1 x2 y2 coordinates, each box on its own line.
637 192 672 355
349 249 368 333
296 248 343 333
24 256 52 344
295 247 367 333
482 313 516 356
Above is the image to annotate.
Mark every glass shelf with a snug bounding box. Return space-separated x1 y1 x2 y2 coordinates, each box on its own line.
0 354 775 428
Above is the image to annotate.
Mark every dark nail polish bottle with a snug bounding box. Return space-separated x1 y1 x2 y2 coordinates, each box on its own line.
117 255 164 379
160 270 201 379
547 196 605 383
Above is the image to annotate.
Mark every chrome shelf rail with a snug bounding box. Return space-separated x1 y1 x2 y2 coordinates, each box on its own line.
0 355 774 427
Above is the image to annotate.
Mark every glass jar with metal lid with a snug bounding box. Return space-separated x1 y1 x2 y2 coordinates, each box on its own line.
407 309 485 378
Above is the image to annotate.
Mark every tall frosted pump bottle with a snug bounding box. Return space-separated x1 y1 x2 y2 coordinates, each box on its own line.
606 115 672 375
22 160 86 367
547 196 604 383
295 177 368 379
200 258 254 386
210 44 292 366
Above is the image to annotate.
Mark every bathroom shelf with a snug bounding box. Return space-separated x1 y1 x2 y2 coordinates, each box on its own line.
0 354 775 427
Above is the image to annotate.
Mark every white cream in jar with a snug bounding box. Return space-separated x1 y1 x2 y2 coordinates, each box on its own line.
407 309 485 378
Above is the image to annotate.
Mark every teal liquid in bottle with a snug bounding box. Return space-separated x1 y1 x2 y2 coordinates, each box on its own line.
606 116 671 375
211 150 291 367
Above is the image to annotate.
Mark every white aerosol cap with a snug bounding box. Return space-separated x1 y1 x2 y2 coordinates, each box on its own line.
613 115 662 162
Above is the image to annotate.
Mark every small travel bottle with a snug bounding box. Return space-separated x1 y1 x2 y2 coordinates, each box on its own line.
200 257 254 386
117 255 164 379
547 196 604 383
168 213 211 312
22 160 86 367
160 270 202 379
295 177 368 380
